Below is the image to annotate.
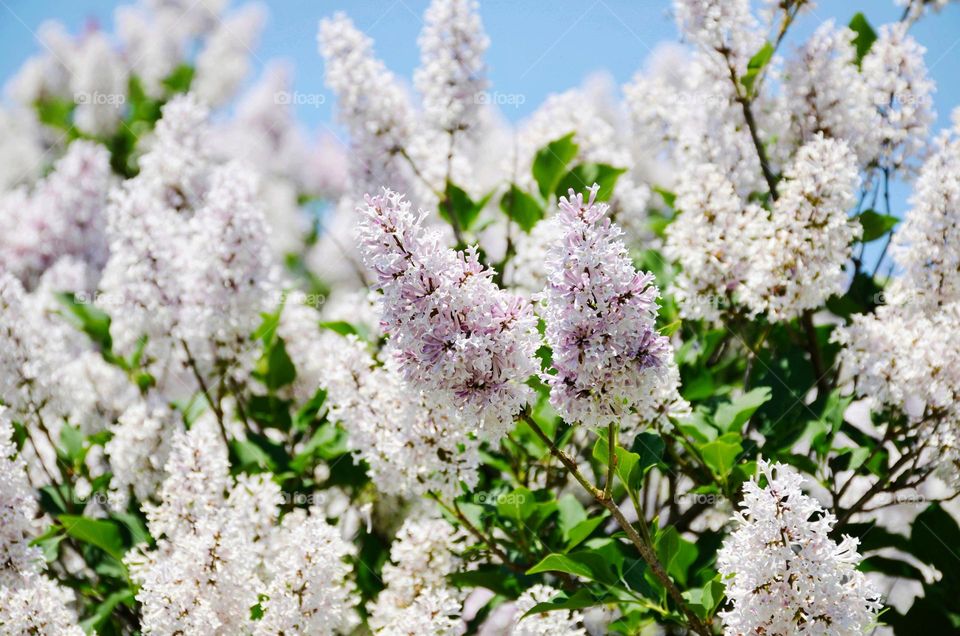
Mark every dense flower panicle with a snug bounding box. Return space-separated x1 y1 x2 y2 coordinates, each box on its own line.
100 95 277 374
318 14 417 198
70 32 128 136
673 0 761 60
717 460 882 635
369 517 465 635
115 5 186 98
889 134 960 309
194 5 266 107
540 185 674 427
741 135 861 320
181 162 278 376
862 23 935 172
0 408 85 634
357 189 540 435
253 513 359 635
415 0 489 138
106 401 184 508
509 584 587 636
0 140 114 288
783 21 882 165
665 163 770 321
130 418 259 635
0 407 43 586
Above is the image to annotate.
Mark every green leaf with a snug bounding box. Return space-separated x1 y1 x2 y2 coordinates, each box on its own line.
58 423 84 465
555 163 626 202
653 186 676 209
522 588 612 618
162 64 195 94
856 209 898 242
714 387 772 433
532 132 579 198
257 337 297 390
527 550 618 585
80 589 135 633
450 565 523 597
849 13 878 65
500 184 544 232
564 516 606 552
55 292 113 353
59 515 127 562
319 321 360 337
438 181 491 233
556 494 587 538
655 526 698 586
700 435 743 480
683 576 725 619
741 41 775 96
496 487 536 522
35 97 76 132
629 432 665 479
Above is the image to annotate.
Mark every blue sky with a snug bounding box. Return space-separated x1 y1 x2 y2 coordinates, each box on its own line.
1 0 959 251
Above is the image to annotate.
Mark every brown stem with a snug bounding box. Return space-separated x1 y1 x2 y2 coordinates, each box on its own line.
603 422 617 501
180 340 230 447
430 493 524 573
520 412 711 636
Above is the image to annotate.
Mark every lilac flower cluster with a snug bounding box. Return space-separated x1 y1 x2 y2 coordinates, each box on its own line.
357 189 540 436
540 185 673 428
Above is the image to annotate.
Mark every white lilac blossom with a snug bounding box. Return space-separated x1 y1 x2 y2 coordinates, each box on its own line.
128 417 260 635
100 95 276 374
114 5 186 98
368 516 465 635
541 185 674 428
862 23 935 173
318 14 418 199
0 108 45 190
254 513 359 635
105 401 184 508
181 162 278 378
665 163 770 321
717 459 881 635
357 189 540 436
303 324 483 499
835 303 960 483
741 135 860 320
70 32 128 136
510 584 587 636
507 217 566 294
193 5 266 107
0 407 85 635
673 0 761 60
888 134 960 310
0 140 114 288
783 21 882 165
415 0 489 139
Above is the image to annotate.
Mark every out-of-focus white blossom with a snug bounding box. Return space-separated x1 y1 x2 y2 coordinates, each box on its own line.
106 401 184 508
318 14 418 200
717 459 882 635
415 0 488 138
862 23 935 173
0 140 114 288
783 21 882 165
194 5 265 107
